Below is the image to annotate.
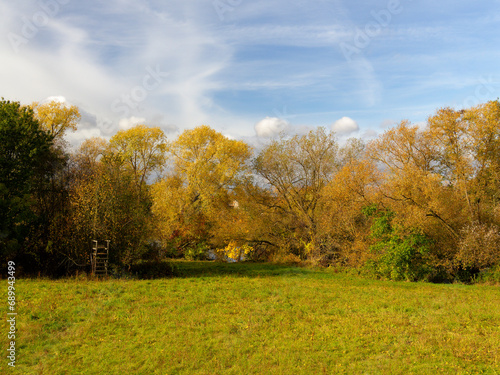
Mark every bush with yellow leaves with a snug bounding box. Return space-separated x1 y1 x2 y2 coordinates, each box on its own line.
216 241 253 262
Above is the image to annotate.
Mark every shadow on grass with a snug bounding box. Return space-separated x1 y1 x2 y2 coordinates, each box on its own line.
132 260 315 279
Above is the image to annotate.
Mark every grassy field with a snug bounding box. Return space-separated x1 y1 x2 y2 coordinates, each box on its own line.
2 261 500 374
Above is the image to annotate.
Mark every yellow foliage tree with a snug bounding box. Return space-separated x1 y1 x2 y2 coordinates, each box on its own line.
363 101 500 276
109 124 168 192
170 125 251 199
151 125 252 256
74 137 108 176
253 127 339 259
31 100 81 142
70 140 153 266
319 158 380 266
216 241 253 262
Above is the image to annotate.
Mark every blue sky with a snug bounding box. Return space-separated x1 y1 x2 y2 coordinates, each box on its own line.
1 0 499 146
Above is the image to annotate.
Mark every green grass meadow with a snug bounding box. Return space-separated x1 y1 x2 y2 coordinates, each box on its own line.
2 262 500 374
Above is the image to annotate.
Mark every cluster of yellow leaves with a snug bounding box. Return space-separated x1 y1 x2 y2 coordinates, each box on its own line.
109 125 168 188
217 241 253 261
31 100 81 141
170 125 251 196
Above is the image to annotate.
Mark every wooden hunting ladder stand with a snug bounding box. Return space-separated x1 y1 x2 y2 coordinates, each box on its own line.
91 240 110 277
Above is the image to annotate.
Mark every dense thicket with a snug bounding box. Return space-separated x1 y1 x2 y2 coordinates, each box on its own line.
0 99 64 274
2 98 499 281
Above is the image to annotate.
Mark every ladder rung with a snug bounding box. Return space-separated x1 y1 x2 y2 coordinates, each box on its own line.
92 241 109 276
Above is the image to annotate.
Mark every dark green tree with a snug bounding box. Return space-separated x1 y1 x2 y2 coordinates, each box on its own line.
0 99 56 270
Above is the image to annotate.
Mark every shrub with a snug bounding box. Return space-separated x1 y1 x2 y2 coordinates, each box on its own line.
370 231 433 281
271 252 302 265
184 242 209 260
456 223 500 270
215 241 253 262
363 206 434 281
476 265 500 285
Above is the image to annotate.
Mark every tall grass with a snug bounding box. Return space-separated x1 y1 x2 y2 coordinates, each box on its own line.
2 261 500 374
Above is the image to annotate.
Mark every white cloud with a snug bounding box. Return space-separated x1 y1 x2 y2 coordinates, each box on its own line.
43 96 67 103
332 117 359 135
118 116 146 130
255 117 289 137
65 128 102 146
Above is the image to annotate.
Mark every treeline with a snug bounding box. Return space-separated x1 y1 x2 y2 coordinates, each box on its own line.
2 98 500 282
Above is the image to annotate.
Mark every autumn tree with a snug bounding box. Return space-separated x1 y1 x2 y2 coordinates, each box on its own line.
428 101 500 222
366 120 459 232
253 127 339 259
424 102 500 263
31 100 81 145
428 101 500 274
318 144 380 267
362 100 500 280
69 133 160 267
73 136 108 175
109 125 168 193
365 120 462 277
66 124 170 266
152 125 252 258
